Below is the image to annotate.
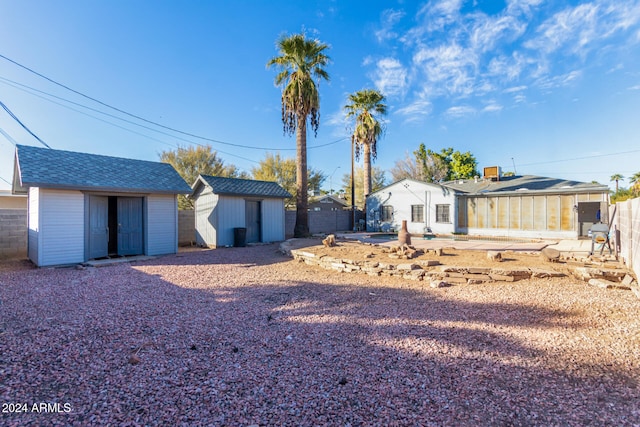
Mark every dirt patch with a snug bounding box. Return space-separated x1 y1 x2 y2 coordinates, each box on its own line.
298 238 573 273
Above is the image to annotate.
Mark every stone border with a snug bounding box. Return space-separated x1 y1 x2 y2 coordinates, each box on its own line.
289 248 565 285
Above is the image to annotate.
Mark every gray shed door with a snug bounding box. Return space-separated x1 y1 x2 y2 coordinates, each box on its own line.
117 197 144 256
578 201 601 237
246 200 261 243
89 196 109 259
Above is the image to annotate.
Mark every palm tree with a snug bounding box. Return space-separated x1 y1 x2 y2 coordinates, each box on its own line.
344 89 387 200
630 172 640 196
267 33 330 237
610 173 624 193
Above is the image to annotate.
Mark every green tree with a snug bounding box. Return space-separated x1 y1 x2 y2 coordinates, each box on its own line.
414 144 479 182
610 173 624 193
341 166 386 209
344 89 387 199
251 153 325 208
414 145 451 182
160 144 242 209
267 33 330 237
450 150 480 180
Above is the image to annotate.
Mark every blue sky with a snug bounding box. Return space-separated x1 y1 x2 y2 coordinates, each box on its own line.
1 0 640 192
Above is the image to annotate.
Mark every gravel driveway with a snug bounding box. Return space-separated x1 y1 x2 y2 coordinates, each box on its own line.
1 244 639 426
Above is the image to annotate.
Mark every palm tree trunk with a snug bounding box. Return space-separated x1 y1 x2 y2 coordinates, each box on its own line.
363 143 372 201
294 116 309 237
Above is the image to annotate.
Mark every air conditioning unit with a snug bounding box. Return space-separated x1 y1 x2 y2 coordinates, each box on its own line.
483 166 501 181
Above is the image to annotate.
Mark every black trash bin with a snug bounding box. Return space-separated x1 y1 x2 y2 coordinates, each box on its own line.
233 227 247 247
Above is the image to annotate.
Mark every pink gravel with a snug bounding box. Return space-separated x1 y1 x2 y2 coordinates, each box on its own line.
1 244 639 426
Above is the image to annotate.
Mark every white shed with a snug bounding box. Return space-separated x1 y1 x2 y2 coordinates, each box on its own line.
366 178 457 235
192 175 291 247
12 145 191 267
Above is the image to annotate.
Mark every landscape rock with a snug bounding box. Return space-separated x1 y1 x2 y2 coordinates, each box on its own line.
541 247 561 262
322 234 336 247
487 251 503 262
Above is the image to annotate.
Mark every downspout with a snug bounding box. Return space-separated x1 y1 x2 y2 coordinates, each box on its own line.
425 190 431 233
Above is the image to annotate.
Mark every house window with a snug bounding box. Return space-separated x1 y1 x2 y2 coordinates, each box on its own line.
436 204 450 223
411 205 424 223
381 205 393 221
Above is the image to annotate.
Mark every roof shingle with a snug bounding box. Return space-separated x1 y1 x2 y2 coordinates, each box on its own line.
195 175 291 198
443 175 609 195
14 145 191 194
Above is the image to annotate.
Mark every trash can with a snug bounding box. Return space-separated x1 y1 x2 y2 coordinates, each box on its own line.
233 227 247 247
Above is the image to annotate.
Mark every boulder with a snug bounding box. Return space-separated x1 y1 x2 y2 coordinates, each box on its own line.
322 234 336 247
541 247 561 262
487 251 503 262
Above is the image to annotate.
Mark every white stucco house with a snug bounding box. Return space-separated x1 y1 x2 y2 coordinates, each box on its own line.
366 172 610 240
366 178 458 235
12 144 191 267
192 175 291 248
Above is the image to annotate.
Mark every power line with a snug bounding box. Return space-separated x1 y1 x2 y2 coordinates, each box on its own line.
0 126 19 146
0 54 346 151
0 77 263 164
0 100 50 148
517 149 640 167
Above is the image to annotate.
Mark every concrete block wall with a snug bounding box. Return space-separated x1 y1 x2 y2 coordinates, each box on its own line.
0 209 27 259
286 210 359 236
611 197 640 279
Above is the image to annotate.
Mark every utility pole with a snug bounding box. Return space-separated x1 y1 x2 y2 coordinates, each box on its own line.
351 136 356 231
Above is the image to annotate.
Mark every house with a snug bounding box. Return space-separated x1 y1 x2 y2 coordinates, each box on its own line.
445 173 610 239
366 178 457 235
366 171 610 240
308 194 349 211
192 175 290 247
12 144 191 267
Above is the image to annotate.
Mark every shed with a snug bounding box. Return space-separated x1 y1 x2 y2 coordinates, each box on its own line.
445 174 610 239
366 178 457 235
12 144 191 266
192 175 291 247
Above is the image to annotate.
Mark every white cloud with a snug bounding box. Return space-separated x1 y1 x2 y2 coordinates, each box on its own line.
506 0 544 15
482 103 503 113
417 0 464 32
375 9 406 43
396 99 433 123
535 70 582 89
371 58 409 97
372 0 640 118
413 43 478 96
445 105 476 117
470 15 527 52
628 84 640 90
504 85 528 93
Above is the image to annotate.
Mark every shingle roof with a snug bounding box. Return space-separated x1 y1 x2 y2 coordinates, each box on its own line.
13 145 191 194
195 175 291 198
443 174 609 195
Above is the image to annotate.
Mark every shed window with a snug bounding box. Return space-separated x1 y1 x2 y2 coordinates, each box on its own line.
436 205 450 223
381 205 393 221
411 205 424 223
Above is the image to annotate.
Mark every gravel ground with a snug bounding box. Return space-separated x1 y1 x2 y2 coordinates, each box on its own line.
1 244 639 426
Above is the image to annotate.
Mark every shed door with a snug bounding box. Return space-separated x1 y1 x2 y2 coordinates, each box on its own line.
578 201 601 237
117 197 144 255
246 200 261 243
89 196 109 259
